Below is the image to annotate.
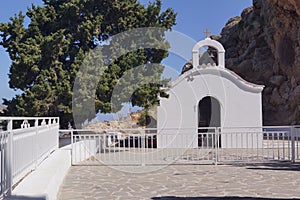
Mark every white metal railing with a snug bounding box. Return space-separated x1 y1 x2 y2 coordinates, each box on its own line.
0 117 59 197
217 126 299 163
63 126 300 166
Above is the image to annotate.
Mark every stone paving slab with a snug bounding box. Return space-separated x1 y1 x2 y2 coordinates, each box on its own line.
57 162 300 200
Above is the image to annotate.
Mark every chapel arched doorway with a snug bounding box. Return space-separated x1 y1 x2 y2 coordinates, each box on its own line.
198 96 221 147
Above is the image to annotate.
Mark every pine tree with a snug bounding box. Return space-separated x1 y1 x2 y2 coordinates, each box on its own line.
0 0 176 128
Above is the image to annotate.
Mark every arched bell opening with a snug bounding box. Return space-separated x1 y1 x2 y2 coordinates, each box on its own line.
198 46 219 66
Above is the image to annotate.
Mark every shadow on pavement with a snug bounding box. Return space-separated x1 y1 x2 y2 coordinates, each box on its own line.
152 197 300 200
230 161 300 171
3 195 46 200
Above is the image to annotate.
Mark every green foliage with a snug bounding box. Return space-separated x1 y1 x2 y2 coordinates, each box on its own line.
0 0 176 128
138 109 149 127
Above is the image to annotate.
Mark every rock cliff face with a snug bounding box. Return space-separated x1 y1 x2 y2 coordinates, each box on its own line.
214 0 300 125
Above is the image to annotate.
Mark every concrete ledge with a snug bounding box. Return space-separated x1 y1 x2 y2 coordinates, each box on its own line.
8 145 71 200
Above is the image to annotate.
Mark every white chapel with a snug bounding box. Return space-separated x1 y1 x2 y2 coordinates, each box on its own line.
156 37 264 149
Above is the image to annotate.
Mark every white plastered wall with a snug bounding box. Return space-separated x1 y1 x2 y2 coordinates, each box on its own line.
157 67 264 149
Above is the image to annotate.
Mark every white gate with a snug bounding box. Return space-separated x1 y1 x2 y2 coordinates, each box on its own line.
67 126 300 166
217 126 300 163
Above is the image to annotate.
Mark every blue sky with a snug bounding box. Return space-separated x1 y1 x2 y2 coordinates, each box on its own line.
0 0 252 104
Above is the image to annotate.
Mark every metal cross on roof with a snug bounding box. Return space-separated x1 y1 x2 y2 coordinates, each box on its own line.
204 28 211 38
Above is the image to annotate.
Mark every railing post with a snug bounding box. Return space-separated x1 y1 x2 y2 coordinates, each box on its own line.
71 130 74 166
34 119 39 169
6 119 13 196
214 127 219 166
291 126 296 163
141 130 146 166
56 118 59 149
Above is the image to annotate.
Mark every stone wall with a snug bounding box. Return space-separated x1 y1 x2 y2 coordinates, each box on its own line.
214 0 300 125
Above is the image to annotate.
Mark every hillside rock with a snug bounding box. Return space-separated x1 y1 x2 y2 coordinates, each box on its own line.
84 106 157 131
216 0 300 125
0 105 6 114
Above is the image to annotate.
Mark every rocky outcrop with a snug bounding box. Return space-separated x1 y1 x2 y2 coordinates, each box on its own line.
0 105 6 114
214 0 300 125
84 106 157 131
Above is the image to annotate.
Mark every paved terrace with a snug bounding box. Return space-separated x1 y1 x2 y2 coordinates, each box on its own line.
58 162 300 200
2 121 300 200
